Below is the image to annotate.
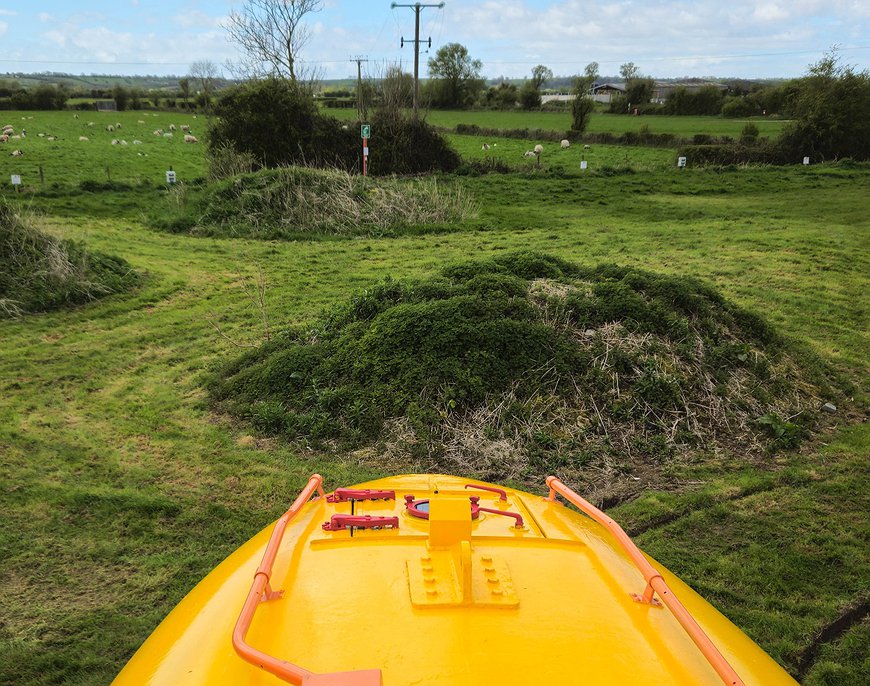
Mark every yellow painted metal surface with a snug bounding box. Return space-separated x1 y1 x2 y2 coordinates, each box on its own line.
112 474 799 686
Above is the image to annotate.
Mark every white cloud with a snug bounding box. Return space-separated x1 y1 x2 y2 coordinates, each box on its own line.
42 30 66 47
0 9 15 17
173 10 225 29
0 20 7 36
753 3 789 21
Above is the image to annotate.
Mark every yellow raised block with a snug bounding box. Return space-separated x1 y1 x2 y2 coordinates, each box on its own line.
427 495 472 548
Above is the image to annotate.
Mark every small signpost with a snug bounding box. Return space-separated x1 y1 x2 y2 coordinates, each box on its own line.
11 174 21 191
802 156 810 165
361 124 371 176
677 156 687 169
166 169 177 185
580 160 588 170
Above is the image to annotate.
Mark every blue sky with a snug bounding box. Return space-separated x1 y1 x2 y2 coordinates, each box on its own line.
0 1 868 80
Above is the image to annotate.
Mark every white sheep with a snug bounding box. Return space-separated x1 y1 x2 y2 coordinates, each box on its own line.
163 132 173 138
482 143 490 150
106 125 115 132
0 135 8 143
115 123 122 129
153 129 163 136
47 136 56 141
534 144 544 155
560 139 570 149
79 136 89 141
132 139 142 145
120 140 128 145
169 124 177 131
180 125 190 132
111 139 120 145
11 149 23 156
183 134 198 143
523 150 536 158
583 144 591 150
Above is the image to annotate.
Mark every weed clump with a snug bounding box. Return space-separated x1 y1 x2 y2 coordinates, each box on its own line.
0 200 138 318
208 251 823 499
157 166 477 239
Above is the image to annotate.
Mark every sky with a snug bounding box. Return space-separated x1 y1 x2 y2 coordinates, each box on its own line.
0 1 868 81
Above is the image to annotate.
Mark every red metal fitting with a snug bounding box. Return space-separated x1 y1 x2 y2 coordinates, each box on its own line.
327 488 396 503
477 507 524 528
464 484 508 501
322 514 399 532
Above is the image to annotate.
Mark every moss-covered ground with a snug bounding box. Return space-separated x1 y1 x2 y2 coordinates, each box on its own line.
0 119 867 685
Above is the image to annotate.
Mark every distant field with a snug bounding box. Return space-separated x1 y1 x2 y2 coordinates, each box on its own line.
0 110 207 186
326 107 790 138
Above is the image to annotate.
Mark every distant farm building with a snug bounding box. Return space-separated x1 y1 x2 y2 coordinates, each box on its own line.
95 99 117 112
590 83 625 103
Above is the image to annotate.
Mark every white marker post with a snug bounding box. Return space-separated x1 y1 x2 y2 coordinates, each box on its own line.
11 174 22 191
166 169 177 185
580 160 588 170
803 156 810 165
677 156 687 169
361 124 371 177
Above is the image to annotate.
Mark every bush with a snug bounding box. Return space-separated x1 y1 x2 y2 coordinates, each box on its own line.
209 78 358 171
208 251 820 485
570 96 595 134
676 143 787 166
0 201 138 317
368 109 461 175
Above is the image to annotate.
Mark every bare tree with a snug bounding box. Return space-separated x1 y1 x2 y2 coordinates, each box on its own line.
226 0 322 83
189 60 221 111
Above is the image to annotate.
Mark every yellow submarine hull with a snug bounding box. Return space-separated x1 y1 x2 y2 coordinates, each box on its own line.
112 474 798 685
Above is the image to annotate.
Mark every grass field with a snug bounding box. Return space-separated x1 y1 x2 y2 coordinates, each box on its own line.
326 106 790 138
1 109 868 686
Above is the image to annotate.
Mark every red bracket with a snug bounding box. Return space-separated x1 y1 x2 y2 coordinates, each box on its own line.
322 514 399 532
465 484 507 501
327 488 396 503
477 507 524 528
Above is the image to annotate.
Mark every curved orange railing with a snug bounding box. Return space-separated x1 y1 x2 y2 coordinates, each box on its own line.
232 473 382 686
545 475 744 686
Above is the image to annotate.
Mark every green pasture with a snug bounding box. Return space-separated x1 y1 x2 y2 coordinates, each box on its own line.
326 106 790 138
0 111 207 186
0 109 868 686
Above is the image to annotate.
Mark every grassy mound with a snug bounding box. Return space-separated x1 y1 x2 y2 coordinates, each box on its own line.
158 166 476 238
208 251 824 497
0 201 138 318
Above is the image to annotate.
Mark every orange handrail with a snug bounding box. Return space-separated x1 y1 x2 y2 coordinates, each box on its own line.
545 476 744 686
232 474 382 686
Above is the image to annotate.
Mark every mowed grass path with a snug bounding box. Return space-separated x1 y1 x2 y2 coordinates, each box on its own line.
1 117 868 685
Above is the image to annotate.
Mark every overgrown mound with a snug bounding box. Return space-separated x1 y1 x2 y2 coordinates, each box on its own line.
160 167 476 238
209 252 822 498
0 202 138 318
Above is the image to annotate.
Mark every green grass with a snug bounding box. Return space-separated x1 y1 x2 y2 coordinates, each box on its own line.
0 110 207 186
0 112 867 685
326 107 790 138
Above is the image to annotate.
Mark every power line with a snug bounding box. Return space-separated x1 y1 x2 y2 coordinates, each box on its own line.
391 2 445 115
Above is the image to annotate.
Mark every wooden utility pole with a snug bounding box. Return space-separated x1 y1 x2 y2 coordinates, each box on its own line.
391 2 445 116
351 55 369 120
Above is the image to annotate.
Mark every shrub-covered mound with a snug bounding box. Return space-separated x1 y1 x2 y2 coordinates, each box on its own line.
208 251 822 498
160 166 476 238
0 202 138 318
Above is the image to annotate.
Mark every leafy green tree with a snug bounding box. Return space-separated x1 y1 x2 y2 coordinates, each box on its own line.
179 78 190 108
620 62 639 81
777 52 870 160
427 43 483 108
530 64 553 90
112 84 129 111
481 82 518 109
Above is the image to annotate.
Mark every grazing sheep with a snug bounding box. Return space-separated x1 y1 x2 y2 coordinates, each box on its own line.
534 144 544 155
37 132 45 137
138 120 145 124
88 122 94 127
47 136 56 141
180 125 190 132
120 140 128 145
583 144 591 150
523 150 536 158
153 129 163 136
560 139 570 149
169 124 177 131
10 134 20 140
482 143 490 150
183 134 198 143
0 135 8 143
79 136 89 141
11 149 23 156
106 125 115 132
111 139 120 145
163 132 173 138
74 113 79 119
115 123 122 129
132 139 142 145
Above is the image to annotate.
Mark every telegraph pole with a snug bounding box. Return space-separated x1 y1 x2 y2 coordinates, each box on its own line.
351 55 369 120
391 2 445 116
